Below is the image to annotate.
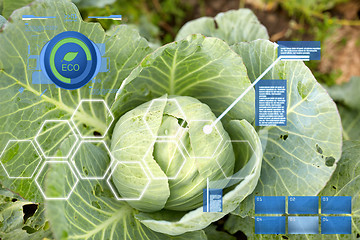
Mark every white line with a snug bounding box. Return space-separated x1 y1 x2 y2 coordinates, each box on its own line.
280 55 309 59
207 177 209 212
282 59 309 61
212 56 282 127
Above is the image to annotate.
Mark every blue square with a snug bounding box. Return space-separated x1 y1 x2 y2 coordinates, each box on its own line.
288 216 319 234
255 217 286 234
321 196 351 214
321 217 351 234
255 196 286 214
203 189 222 212
288 196 319 214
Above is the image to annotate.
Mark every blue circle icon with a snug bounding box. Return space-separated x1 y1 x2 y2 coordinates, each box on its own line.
40 31 101 90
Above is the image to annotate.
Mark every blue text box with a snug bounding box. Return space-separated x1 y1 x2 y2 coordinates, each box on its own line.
288 216 319 234
321 196 351 214
255 80 287 127
203 189 222 212
288 196 319 214
278 41 321 60
255 196 285 214
321 217 351 234
255 217 286 234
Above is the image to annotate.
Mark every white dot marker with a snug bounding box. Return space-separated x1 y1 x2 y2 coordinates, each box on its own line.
203 125 213 134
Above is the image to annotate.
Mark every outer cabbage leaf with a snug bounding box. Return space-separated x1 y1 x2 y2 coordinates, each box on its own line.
0 188 52 239
135 119 263 235
231 39 342 217
112 34 255 124
175 9 269 44
0 0 151 202
45 138 207 240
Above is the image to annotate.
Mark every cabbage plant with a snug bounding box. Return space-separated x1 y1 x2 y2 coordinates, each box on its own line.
0 0 357 239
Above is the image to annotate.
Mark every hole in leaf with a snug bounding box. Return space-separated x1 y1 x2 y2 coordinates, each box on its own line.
93 131 101 136
22 204 38 223
83 166 89 176
280 134 288 140
316 144 323 154
356 233 360 238
325 156 335 167
22 226 37 234
332 186 337 190
11 198 17 202
282 236 289 239
177 118 188 128
91 201 101 209
214 19 219 29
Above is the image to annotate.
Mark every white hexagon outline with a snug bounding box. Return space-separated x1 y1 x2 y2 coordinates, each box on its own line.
107 161 150 201
34 120 79 159
142 139 187 180
71 99 114 139
215 140 258 179
143 98 187 139
35 161 79 200
179 120 223 159
71 140 114 180
0 140 43 179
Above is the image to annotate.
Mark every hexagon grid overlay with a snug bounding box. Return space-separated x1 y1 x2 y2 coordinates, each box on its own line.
0 140 42 179
143 139 187 180
35 161 79 200
35 120 78 159
107 161 150 201
71 140 114 179
71 99 114 138
143 98 186 138
215 140 258 179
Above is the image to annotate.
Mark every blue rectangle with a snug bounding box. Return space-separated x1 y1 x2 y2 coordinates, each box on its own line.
288 216 319 234
255 80 287 127
278 41 321 60
321 196 351 214
255 217 286 234
255 196 285 214
288 196 318 214
203 189 222 212
321 217 351 234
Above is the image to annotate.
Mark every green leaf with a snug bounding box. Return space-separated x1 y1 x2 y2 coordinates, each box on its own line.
135 119 263 235
61 52 78 62
326 77 360 140
2 0 32 18
0 190 53 239
45 138 207 240
315 140 360 239
327 77 360 111
337 105 360 141
175 9 269 45
231 39 342 217
0 0 151 201
112 34 255 124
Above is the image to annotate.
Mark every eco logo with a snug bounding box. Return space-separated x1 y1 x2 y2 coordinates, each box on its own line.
40 31 101 90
